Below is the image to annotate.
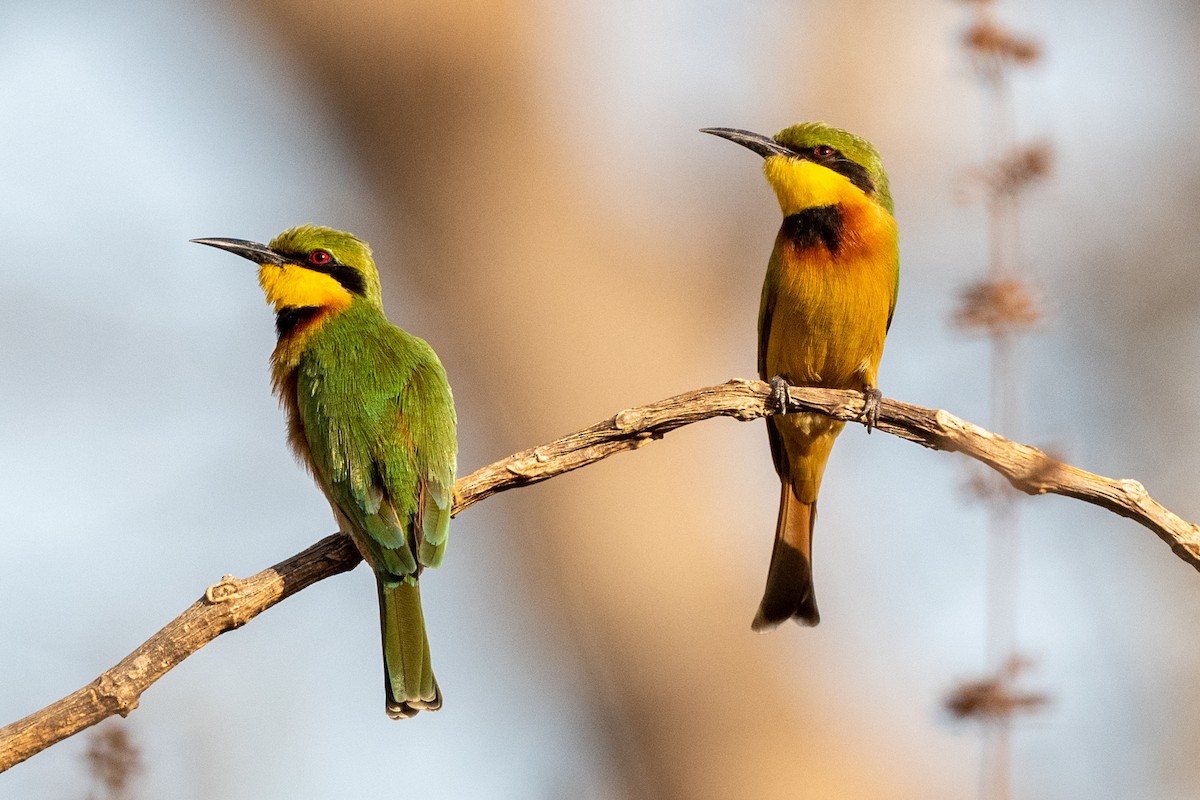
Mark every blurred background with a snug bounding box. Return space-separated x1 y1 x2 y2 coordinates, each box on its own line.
3 0 1200 797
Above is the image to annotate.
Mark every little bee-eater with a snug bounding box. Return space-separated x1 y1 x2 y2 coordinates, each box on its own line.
193 225 457 717
702 123 898 629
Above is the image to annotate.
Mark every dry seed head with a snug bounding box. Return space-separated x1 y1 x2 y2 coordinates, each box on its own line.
981 142 1054 199
964 19 1042 65
85 726 143 799
945 655 1049 721
954 278 1042 336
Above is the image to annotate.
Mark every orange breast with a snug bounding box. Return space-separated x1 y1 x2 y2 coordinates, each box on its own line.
761 197 897 391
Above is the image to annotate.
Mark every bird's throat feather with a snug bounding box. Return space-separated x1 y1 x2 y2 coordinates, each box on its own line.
764 156 860 217
259 263 353 314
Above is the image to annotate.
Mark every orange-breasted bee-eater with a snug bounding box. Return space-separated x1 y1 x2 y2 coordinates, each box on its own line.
702 123 898 629
193 225 457 717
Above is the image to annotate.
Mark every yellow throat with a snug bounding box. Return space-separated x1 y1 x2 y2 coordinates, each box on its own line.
258 263 353 313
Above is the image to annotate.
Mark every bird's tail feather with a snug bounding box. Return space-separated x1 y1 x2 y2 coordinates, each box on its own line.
378 578 441 718
752 482 820 630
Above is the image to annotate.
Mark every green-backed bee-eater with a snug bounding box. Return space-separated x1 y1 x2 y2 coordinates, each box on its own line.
193 225 457 717
702 123 898 629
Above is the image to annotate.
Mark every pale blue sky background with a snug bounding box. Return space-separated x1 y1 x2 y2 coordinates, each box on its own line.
3 0 1200 797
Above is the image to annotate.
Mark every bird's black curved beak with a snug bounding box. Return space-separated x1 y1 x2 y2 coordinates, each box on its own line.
700 127 792 159
190 237 288 265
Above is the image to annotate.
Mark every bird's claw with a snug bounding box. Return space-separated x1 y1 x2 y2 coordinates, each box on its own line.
768 376 792 415
862 387 882 433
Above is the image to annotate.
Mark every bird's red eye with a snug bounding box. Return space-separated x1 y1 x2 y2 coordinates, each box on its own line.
813 145 835 158
309 250 332 266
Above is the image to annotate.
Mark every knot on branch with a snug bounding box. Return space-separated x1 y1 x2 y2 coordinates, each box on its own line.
506 448 551 478
1116 478 1150 509
733 405 765 422
205 575 245 604
94 671 140 718
613 408 644 431
931 409 977 450
204 575 266 629
613 410 667 448
729 380 771 419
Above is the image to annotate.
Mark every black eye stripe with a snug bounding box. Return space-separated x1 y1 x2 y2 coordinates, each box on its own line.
313 260 368 297
784 144 876 198
831 159 875 196
808 152 874 197
282 251 368 296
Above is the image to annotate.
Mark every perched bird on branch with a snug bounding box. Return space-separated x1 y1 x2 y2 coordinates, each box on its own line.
702 123 898 629
193 226 457 717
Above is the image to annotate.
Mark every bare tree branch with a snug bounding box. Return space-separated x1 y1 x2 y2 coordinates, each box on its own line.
3 378 1197 772
0 535 365 774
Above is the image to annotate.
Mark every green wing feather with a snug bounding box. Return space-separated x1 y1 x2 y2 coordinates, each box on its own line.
295 301 455 716
885 244 900 333
758 252 789 481
295 303 457 581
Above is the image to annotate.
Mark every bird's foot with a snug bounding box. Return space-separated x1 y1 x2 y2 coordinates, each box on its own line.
768 376 792 415
861 386 883 433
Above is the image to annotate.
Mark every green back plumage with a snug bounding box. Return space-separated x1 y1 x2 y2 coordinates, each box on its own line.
295 300 456 580
285 248 455 718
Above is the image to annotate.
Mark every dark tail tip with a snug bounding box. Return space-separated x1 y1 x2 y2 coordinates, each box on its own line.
751 539 820 630
386 679 442 719
386 702 420 720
